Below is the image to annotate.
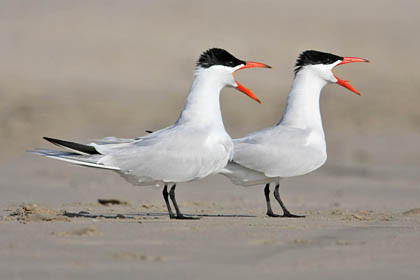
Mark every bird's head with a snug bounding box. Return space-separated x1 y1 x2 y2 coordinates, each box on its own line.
196 48 271 103
294 50 369 95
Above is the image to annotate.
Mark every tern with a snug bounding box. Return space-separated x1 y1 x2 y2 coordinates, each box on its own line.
220 50 369 217
29 48 271 219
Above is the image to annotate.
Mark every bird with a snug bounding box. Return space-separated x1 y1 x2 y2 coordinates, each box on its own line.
220 50 369 217
29 48 271 219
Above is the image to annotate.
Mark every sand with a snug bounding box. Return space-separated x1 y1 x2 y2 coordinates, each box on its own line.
1 0 420 279
1 158 419 279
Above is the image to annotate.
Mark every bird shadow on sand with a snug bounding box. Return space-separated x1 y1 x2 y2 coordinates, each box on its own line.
62 211 256 220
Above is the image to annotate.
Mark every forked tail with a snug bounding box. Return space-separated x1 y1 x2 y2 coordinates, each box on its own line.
28 137 120 171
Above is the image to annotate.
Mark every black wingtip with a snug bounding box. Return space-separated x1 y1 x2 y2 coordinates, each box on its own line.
43 136 100 155
43 136 58 143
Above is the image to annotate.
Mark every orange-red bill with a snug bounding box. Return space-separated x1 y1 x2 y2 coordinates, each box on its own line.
239 61 272 70
333 56 369 95
335 77 362 95
235 81 261 104
234 61 271 103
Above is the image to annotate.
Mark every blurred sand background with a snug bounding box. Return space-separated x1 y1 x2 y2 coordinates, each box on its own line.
1 0 420 279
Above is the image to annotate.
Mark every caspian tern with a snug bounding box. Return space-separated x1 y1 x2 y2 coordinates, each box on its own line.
29 48 270 219
220 50 369 217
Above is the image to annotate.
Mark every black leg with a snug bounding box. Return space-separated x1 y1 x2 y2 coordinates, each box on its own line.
169 184 199 220
264 183 280 217
162 185 175 218
273 184 305 218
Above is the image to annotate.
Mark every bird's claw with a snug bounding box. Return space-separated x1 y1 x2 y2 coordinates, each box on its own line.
170 214 200 220
266 211 281 218
282 212 305 218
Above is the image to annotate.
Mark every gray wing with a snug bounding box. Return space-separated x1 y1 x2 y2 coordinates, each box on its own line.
233 125 324 177
90 126 173 154
97 125 231 183
89 130 155 145
90 136 135 145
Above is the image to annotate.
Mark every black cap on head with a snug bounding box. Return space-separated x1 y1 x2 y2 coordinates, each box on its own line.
294 50 343 74
197 48 245 69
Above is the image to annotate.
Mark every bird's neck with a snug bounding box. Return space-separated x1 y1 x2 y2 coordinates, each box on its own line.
279 69 327 132
176 68 226 129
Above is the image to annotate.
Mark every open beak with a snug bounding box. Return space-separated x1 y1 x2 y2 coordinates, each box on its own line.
233 61 271 104
332 57 369 95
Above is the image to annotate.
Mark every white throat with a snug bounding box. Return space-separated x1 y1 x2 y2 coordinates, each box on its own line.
279 68 328 131
176 67 227 128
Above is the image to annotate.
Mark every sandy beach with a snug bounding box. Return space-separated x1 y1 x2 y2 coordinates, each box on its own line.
1 1 420 279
